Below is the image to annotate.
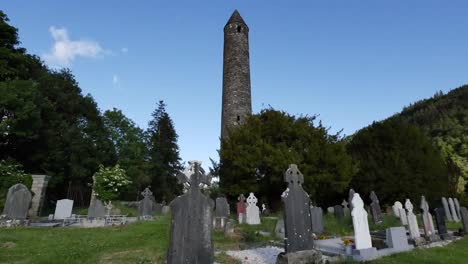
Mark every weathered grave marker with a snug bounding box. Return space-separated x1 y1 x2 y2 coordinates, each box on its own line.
392 201 403 218
454 198 461 220
405 199 423 244
246 192 260 225
441 197 453 222
167 161 214 263
420 195 438 241
236 194 247 224
54 199 74 220
448 198 459 222
28 175 51 217
351 193 377 260
334 205 344 219
434 207 450 240
385 227 412 251
342 200 350 216
138 187 154 219
88 175 106 218
327 207 334 214
214 197 229 229
2 184 32 220
399 208 408 226
348 189 355 212
460 207 468 234
311 206 324 234
370 191 383 224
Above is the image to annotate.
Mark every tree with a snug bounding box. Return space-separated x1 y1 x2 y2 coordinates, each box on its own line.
348 119 450 205
93 164 131 202
146 101 182 201
103 108 149 199
219 108 356 208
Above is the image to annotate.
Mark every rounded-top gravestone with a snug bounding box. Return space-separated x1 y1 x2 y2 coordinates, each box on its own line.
2 184 32 220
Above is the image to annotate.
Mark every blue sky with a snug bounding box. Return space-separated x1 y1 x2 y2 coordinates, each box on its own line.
3 1 468 169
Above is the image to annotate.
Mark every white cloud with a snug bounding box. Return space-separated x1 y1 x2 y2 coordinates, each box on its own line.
44 26 106 67
112 74 119 85
121 47 128 54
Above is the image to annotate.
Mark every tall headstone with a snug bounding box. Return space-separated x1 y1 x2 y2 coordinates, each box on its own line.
448 198 459 222
2 184 32 220
281 164 314 253
53 199 74 220
311 207 324 234
405 199 422 243
370 191 383 224
88 175 106 218
399 208 408 226
454 198 461 220
246 192 260 225
460 207 468 234
392 201 403 218
441 197 453 222
28 175 51 217
236 194 247 224
420 196 437 241
334 205 344 219
342 200 350 216
351 193 372 250
348 189 355 213
167 161 214 264
434 207 449 240
214 197 230 229
138 187 154 218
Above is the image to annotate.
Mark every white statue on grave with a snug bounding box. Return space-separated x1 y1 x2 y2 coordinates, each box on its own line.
246 192 261 225
351 193 372 250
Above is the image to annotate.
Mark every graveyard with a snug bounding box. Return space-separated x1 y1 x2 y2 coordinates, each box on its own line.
1 2 468 264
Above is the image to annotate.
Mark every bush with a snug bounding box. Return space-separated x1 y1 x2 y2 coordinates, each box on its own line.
93 164 131 202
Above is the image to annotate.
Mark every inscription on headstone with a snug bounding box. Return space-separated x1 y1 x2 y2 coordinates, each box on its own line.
2 184 32 220
167 161 214 264
281 164 314 253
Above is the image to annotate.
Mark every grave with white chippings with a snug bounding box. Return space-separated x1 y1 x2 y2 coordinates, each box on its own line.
166 161 214 264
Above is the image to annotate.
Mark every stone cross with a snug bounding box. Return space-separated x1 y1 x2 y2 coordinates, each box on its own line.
448 198 459 222
138 187 154 218
246 192 260 225
167 161 214 263
2 184 32 220
236 194 247 224
441 197 453 221
405 199 421 240
342 200 350 216
420 195 436 239
281 164 314 253
351 193 372 250
370 191 383 224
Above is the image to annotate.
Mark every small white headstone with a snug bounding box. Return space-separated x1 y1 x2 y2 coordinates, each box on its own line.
351 193 372 250
54 199 74 220
246 192 260 225
399 208 408 225
392 201 403 218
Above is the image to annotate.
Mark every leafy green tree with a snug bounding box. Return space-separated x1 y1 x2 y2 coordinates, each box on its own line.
93 164 131 202
103 108 149 199
348 119 450 205
220 108 356 208
146 101 183 201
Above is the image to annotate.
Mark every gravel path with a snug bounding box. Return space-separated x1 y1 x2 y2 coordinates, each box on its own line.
225 246 283 264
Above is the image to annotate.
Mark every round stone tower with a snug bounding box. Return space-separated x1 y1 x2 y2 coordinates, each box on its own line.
221 10 252 140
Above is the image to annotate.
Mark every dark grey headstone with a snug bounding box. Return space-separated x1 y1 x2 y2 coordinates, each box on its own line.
311 207 324 234
370 191 383 224
348 189 355 212
167 161 213 264
334 205 344 219
281 164 314 253
460 207 468 234
2 184 32 220
88 198 106 218
138 188 154 217
434 207 449 239
215 197 229 217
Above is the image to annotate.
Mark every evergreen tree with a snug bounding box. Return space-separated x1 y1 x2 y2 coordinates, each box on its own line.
147 101 182 201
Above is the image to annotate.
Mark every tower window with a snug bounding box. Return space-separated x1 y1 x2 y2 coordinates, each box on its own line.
237 26 242 33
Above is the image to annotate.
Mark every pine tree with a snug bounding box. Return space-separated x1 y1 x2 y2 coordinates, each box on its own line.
147 101 182 201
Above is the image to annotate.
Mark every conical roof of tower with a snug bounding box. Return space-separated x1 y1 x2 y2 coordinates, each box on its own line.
226 10 247 26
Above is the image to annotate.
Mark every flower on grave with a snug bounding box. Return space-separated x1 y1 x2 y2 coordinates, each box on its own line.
342 238 354 246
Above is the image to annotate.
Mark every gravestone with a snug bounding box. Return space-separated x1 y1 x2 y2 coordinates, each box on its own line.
246 192 260 225
385 227 412 251
405 199 422 244
399 208 408 225
454 198 461 220
311 206 324 234
342 200 350 216
162 206 170 215
28 175 51 217
275 218 285 239
138 187 154 218
370 191 383 224
348 189 355 212
214 197 229 229
392 201 403 218
434 207 450 240
2 184 32 220
236 194 247 224
441 197 453 222
327 207 334 214
420 195 438 241
351 193 377 260
334 205 344 219
460 207 468 234
448 198 459 222
153 202 163 214
167 161 214 264
88 175 106 218
54 199 74 220
281 164 314 253
261 204 269 215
